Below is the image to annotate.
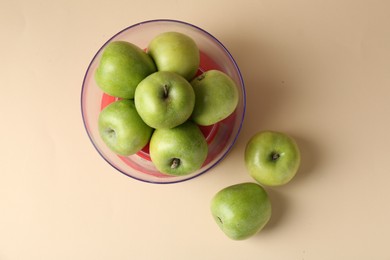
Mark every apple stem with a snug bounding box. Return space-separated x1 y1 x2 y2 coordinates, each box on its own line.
171 158 180 169
163 84 169 99
197 74 205 81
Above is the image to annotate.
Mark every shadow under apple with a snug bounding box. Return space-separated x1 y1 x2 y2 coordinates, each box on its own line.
288 134 321 186
258 187 289 234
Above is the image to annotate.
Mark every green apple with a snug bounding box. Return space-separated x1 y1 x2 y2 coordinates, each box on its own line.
190 70 239 126
149 121 208 176
95 41 156 99
210 182 272 240
245 131 301 186
134 71 195 129
147 31 200 80
98 99 153 156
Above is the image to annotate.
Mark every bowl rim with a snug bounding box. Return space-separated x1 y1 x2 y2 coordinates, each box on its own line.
80 18 246 184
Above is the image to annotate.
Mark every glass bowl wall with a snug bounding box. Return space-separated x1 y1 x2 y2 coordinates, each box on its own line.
81 19 246 184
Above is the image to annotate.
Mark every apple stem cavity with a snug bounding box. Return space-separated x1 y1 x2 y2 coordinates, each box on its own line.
170 158 181 169
271 152 280 161
105 128 116 139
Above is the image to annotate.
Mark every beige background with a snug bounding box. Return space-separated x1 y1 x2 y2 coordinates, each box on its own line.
1 0 390 259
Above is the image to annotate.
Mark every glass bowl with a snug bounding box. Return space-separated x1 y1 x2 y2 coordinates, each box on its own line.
81 19 246 184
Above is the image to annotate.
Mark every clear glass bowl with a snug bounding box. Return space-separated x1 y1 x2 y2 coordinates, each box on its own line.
81 19 246 184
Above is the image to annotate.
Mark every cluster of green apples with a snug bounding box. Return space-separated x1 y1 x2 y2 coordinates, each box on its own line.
95 31 239 176
94 28 301 241
210 131 301 240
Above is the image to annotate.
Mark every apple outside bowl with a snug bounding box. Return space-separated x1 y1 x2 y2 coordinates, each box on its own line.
81 19 246 184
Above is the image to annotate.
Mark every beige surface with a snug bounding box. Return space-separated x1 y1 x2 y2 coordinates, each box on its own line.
1 0 390 259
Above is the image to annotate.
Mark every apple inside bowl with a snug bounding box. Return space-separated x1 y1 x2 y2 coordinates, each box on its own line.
81 19 246 184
